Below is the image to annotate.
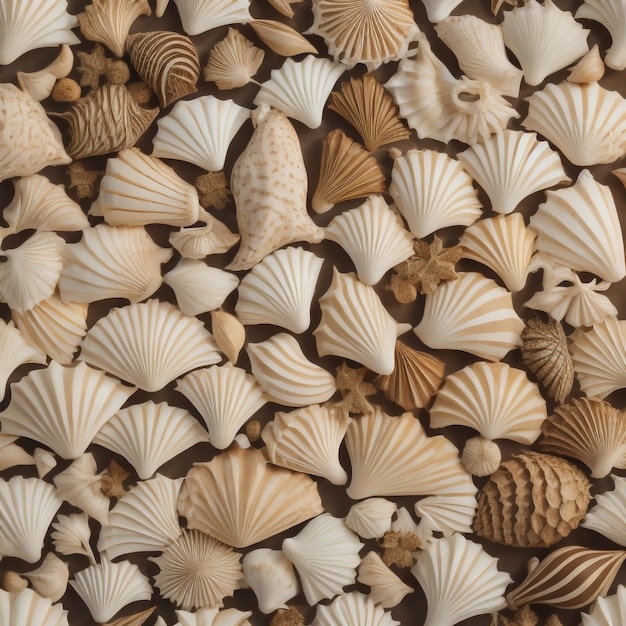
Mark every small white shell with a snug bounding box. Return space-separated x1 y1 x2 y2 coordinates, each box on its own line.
421 0 462 22
0 588 68 626
580 584 626 625
414 493 479 536
23 553 69 602
51 512 96 564
311 591 400 626
345 498 397 540
584 475 626 547
32 448 56 478
577 0 626 70
172 0 251 36
16 44 73 100
357 552 413 608
172 608 252 626
169 209 240 259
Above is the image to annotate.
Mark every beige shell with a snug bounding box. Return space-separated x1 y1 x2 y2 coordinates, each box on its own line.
580 585 626 625
16 45 74 101
357 552 413 608
51 512 96 564
250 19 317 56
267 0 299 17
177 444 324 548
210 310 245 364
344 498 397 539
32 447 56 478
170 608 252 626
577 0 626 70
0 434 36 473
583 475 626 546
421 0 463 21
105 608 156 626
473 452 591 548
22 553 68 603
311 591 400 626
0 588 68 626
169 209 240 258
460 436 502 477
172 0 251 36
568 44 605 82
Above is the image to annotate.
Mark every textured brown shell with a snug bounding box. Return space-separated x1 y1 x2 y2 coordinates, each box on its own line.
473 451 591 548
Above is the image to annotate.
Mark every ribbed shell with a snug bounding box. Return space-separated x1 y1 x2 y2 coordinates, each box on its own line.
420 0 462 21
311 591 400 626
357 552 413 608
169 210 239 259
344 498 397 539
0 588 68 626
414 493 479 536
249 19 317 57
580 584 626 625
172 0 251 36
577 0 626 70
583 475 626 546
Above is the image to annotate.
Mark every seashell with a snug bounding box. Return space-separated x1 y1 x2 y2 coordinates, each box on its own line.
414 272 524 361
80 299 221 392
580 584 626 625
386 40 518 145
177 444 324 548
169 209 239 259
17 45 74 101
176 363 266 450
163 259 239 317
568 44 605 83
583 475 626 546
254 56 344 129
247 333 337 406
210 310 245 364
0 0 79 65
420 0 462 22
32 448 57 478
0 85 71 183
171 608 252 626
311 591 400 626
51 512 96 564
250 19 317 56
262 404 351 485
325 195 414 286
308 0 421 71
235 247 323 334
54 83 159 160
344 498 397 539
457 129 570 215
152 96 249 172
242 549 298 614
501 0 589 86
388 148 482 239
93 401 209 480
0 588 68 626
105 608 156 626
435 15 522 97
506 546 626 609
460 436 502 477
414 493 479 536
473 452 591 548
59 224 172 305
577 0 626 70
523 81 626 166
78 0 151 57
98 475 183 560
411 533 512 626
126 30 200 107
357 552 413 608
172 0 251 36
0 360 134 460
529 169 626 283
310 129 386 214
23 553 69 602
227 104 324 270
267 0 299 17
70 559 152 623
0 434 35 472
282 513 363 605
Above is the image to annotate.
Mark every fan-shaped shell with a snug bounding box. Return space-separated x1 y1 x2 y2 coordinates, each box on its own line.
312 591 399 626
420 0 462 22
172 0 250 36
414 493 479 536
169 209 240 259
0 588 68 626
357 552 413 609
581 584 626 626
177 444 324 548
388 148 482 239
583 475 626 546
577 0 626 70
344 498 397 539
79 299 221 392
171 607 252 626
51 513 96 564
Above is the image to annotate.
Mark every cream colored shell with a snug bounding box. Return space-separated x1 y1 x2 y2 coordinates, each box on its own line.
17 45 73 101
51 513 96 564
357 552 413 608
0 588 68 626
583 475 626 547
577 0 626 70
172 0 251 36
344 498 397 539
169 209 240 259
22 553 68 602
311 591 400 626
420 0 462 22
580 584 626 626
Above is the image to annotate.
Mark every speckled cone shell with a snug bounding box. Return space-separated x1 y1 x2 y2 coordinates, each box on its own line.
473 451 591 548
227 104 324 270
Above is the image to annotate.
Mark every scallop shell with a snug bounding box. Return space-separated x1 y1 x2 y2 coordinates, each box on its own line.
17 45 74 101
152 96 249 172
523 81 626 166
411 534 512 626
420 0 462 22
172 0 250 36
414 493 479 536
247 333 337 406
227 104 324 270
577 0 626 70
414 271 524 361
169 209 240 258
529 169 626 283
78 0 151 57
91 147 199 227
357 552 413 609
325 195 414 286
506 546 626 609
177 444 324 548
262 404 351 485
311 591 400 626
0 85 71 182
126 30 200 107
388 148 482 239
235 247 323 334
93 401 209 479
70 559 152 623
0 360 134 460
79 299 221 392
51 512 96 564
171 608 252 626
310 129 386 214
580 584 626 625
282 513 363 605
344 498 397 539
0 588 68 626
0 0 79 65
253 56 344 129
175 363 266 450
457 129 570 215
583 475 626 546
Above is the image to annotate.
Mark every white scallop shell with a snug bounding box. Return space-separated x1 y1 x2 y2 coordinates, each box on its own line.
357 552 413 609
0 360 134 460
577 0 626 70
91 148 200 227
79 299 221 392
0 587 68 626
502 0 589 86
172 608 252 626
388 148 482 239
254 55 344 129
413 272 524 361
247 333 337 406
282 513 363 605
457 129 570 215
172 0 251 36
176 363 266 450
344 498 397 539
580 584 626 626
421 0 462 22
93 401 209 480
262 404 350 485
152 96 249 172
411 533 512 626
235 247 323 334
414 493 479 536
51 513 96 564
529 169 626 283
23 552 69 602
325 195 414 286
70 559 152 623
59 224 172 305
523 81 626 166
582 473 626 543
311 591 400 626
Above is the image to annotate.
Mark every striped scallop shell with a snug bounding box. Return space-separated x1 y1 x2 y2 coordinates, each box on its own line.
172 0 251 36
357 552 413 608
577 0 626 70
583 475 626 546
580 585 626 626
0 588 68 626
344 498 397 539
311 591 400 626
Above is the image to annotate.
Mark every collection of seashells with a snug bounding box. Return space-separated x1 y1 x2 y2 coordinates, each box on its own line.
3 0 626 625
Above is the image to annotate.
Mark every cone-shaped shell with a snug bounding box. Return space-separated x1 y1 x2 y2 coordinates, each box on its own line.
311 591 400 626
79 299 221 392
580 584 626 625
357 552 413 608
0 588 68 626
249 19 317 56
93 401 209 480
172 0 250 36
411 533 512 626
388 148 482 239
583 475 626 546
177 445 324 548
414 272 524 361
577 0 626 70
344 498 397 539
